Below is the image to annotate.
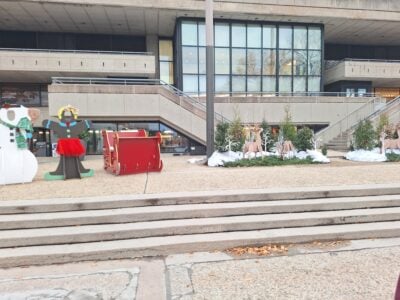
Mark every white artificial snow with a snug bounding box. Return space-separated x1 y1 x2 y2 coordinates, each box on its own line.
207 151 243 167
303 150 331 163
345 148 387 162
187 157 206 164
208 149 330 166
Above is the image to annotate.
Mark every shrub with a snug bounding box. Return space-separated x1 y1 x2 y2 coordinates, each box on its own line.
260 119 273 151
321 144 328 156
215 121 230 152
294 127 314 151
280 106 297 142
228 115 245 152
386 153 400 162
224 156 316 167
353 120 376 150
376 114 390 139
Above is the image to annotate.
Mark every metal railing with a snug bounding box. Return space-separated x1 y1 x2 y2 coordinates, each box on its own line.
315 97 385 143
51 77 229 123
315 96 389 144
325 58 400 70
208 91 377 99
0 47 152 56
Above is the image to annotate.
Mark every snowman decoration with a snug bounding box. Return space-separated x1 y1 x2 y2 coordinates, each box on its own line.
0 104 40 185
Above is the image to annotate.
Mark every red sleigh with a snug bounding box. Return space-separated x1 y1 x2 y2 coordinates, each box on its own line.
102 130 163 175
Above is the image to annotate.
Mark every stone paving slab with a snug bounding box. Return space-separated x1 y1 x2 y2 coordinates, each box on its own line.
0 268 139 300
170 247 400 300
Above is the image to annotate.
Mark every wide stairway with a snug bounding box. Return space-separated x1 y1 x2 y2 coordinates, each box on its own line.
317 96 400 151
1 184 400 268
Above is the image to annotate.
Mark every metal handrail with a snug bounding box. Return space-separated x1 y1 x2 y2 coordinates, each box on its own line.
315 96 386 143
51 77 229 123
0 47 152 56
325 58 400 70
359 96 400 123
210 91 377 98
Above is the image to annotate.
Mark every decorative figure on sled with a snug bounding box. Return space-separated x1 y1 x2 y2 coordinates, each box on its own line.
0 104 40 185
43 105 94 180
380 123 400 154
243 125 264 158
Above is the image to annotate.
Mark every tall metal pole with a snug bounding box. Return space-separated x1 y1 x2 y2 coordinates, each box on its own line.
205 0 215 157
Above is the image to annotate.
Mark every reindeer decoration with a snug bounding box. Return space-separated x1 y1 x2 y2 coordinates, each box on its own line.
380 123 400 154
242 125 264 158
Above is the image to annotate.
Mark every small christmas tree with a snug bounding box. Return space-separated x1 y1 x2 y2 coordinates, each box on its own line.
228 115 245 152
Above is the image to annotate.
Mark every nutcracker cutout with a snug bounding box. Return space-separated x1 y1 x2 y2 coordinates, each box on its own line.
43 105 94 180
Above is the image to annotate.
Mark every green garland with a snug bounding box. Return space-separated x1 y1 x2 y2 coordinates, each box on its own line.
0 117 33 149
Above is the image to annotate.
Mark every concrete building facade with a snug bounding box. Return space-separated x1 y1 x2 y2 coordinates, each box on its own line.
1 0 400 155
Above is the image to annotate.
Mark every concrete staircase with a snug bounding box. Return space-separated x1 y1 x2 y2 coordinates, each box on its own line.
320 96 400 151
325 132 350 152
1 184 400 268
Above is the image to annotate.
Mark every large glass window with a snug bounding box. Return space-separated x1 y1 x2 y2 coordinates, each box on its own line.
293 50 307 75
179 20 322 94
279 50 292 75
181 22 198 46
232 76 246 92
308 76 321 92
159 40 174 84
294 27 307 49
232 48 246 75
247 49 261 75
247 76 261 92
308 50 321 75
215 23 230 47
279 77 292 93
279 26 292 49
215 48 230 74
247 25 261 48
182 47 198 74
198 47 206 74
308 27 322 50
232 24 246 47
263 25 276 48
262 76 276 92
183 75 199 93
293 76 306 92
215 75 230 93
0 84 47 106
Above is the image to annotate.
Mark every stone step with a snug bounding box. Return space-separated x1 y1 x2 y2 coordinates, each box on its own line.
1 207 400 248
326 146 349 151
3 184 400 214
2 195 400 230
1 221 399 268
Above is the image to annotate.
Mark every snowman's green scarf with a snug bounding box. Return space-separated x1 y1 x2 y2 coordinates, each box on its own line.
0 117 33 149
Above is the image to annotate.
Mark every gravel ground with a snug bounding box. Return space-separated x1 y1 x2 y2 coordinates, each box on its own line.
185 246 400 300
1 154 400 200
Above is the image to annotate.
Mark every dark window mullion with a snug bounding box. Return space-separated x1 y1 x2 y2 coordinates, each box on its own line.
291 25 294 94
261 25 264 93
276 25 279 94
245 23 248 94
197 21 200 95
306 26 309 93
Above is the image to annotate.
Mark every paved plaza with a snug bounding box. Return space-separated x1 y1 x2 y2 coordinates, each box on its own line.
0 238 399 300
2 153 400 201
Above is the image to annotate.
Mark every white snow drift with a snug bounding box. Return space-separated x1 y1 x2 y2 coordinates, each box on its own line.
207 149 330 167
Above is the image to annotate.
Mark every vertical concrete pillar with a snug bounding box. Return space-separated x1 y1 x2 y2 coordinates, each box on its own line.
146 35 159 79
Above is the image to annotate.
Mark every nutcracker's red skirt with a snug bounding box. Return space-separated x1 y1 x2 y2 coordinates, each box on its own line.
56 138 85 157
